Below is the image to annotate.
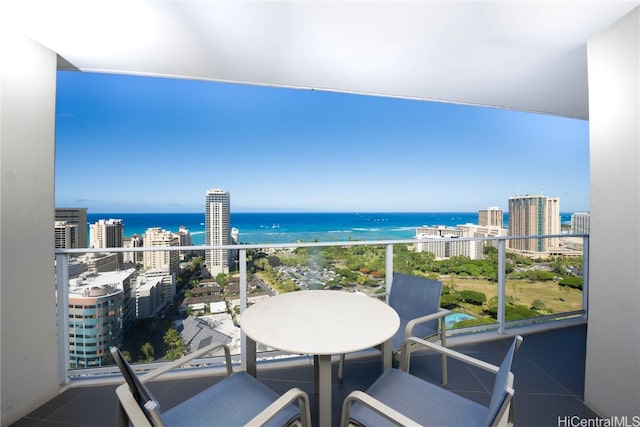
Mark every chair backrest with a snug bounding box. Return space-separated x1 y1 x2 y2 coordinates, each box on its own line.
389 272 443 330
483 335 523 427
110 346 165 427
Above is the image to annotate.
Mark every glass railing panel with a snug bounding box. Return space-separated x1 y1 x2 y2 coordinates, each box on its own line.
411 239 500 332
503 235 585 326
245 243 389 359
251 244 388 295
57 235 588 378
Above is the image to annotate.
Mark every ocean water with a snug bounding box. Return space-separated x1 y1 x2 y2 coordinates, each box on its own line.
86 212 572 245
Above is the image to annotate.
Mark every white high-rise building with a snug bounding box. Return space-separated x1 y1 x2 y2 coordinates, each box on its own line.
177 226 193 261
571 212 590 234
55 208 88 248
415 225 487 260
123 234 143 265
508 195 560 254
205 189 231 275
89 219 123 249
142 227 179 274
55 221 79 249
89 218 124 265
478 207 503 228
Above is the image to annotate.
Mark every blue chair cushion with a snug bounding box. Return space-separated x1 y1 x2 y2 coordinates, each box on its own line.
392 317 439 352
349 369 487 427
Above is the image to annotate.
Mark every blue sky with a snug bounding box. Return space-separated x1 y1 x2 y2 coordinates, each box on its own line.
55 71 590 213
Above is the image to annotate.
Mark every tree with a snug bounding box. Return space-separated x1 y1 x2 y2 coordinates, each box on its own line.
215 273 228 287
163 327 186 361
140 342 154 362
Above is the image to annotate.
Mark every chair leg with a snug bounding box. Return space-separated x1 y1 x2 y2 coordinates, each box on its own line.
117 401 129 427
440 320 448 385
442 352 448 385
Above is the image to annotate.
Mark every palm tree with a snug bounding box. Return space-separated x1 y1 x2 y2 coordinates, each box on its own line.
140 342 154 362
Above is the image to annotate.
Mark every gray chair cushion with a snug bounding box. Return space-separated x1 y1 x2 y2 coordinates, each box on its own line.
349 369 487 427
161 372 300 427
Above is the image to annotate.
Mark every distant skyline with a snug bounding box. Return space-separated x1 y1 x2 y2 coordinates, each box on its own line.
55 71 590 214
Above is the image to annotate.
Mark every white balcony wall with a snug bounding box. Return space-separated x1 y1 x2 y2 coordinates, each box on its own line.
585 7 640 418
0 31 59 425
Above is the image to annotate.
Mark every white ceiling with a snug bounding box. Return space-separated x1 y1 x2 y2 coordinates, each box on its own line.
6 1 639 119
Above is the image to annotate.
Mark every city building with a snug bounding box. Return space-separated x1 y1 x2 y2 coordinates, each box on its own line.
572 212 591 234
123 234 143 265
142 227 179 274
205 189 231 275
415 225 484 260
54 221 79 249
67 269 135 368
478 207 503 228
55 208 88 248
458 223 507 250
142 269 176 305
89 219 123 249
134 275 164 319
177 226 193 260
75 252 120 273
507 195 560 254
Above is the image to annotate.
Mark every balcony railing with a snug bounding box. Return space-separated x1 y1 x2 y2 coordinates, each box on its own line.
54 233 588 385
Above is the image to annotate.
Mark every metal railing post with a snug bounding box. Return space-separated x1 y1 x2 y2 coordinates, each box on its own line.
55 253 70 385
582 235 589 319
239 249 254 372
385 244 393 303
497 239 506 334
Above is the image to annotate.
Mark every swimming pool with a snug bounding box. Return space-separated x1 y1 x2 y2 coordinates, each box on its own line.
445 312 478 328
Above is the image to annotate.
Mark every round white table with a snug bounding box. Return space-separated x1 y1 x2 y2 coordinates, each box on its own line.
241 290 400 427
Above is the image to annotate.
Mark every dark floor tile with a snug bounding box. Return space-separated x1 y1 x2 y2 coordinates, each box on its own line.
6 417 45 427
22 388 86 420
46 386 117 427
10 325 597 427
515 394 599 427
524 352 586 395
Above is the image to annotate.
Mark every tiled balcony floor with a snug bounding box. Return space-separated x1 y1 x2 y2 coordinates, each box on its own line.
11 324 597 426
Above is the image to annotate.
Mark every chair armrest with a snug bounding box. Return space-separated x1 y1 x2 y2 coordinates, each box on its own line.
115 383 154 427
141 343 232 382
400 337 499 374
245 387 312 427
341 390 422 427
404 308 450 341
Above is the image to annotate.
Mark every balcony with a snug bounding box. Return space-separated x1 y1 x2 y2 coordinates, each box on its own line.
12 324 594 426
11 235 593 425
2 3 638 425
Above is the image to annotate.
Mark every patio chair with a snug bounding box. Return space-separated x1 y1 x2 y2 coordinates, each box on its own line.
338 272 450 384
111 343 311 427
341 335 524 427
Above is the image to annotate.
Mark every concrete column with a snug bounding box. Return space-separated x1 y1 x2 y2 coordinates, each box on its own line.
585 6 640 418
0 30 60 426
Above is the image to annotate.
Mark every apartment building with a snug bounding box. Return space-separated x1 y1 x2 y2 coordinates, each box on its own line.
54 221 79 249
508 195 560 254
205 189 231 275
415 225 484 260
478 207 503 228
55 208 88 248
572 212 591 234
89 219 123 249
142 227 179 274
67 269 135 368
